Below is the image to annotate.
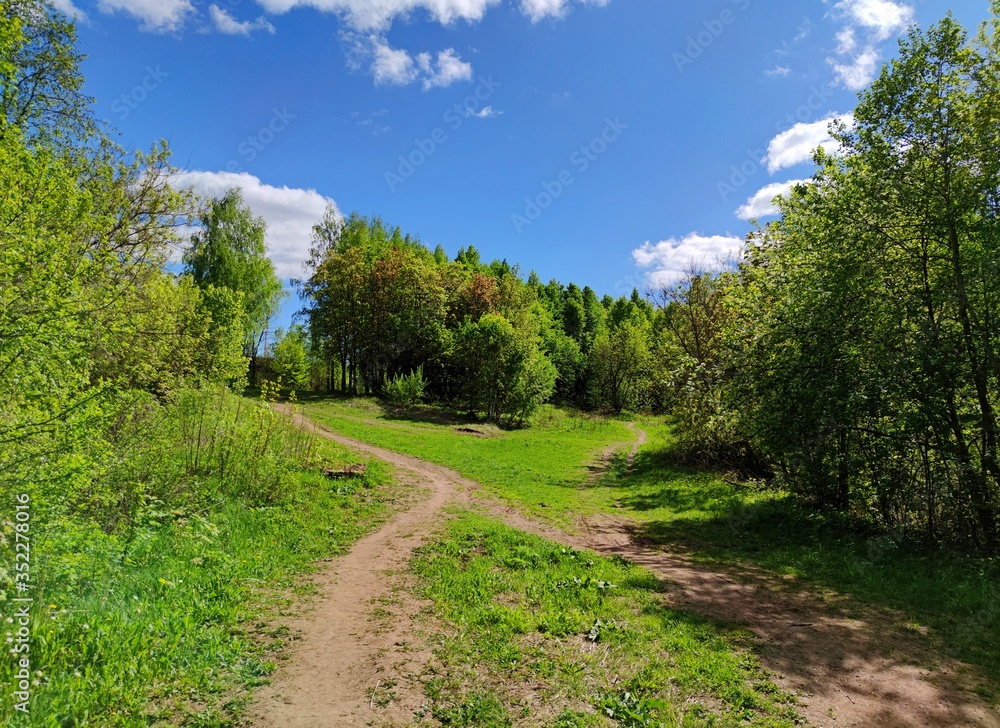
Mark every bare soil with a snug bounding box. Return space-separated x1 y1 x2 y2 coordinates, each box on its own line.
248 408 1000 727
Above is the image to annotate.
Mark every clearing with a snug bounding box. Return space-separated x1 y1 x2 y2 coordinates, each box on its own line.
249 402 1000 727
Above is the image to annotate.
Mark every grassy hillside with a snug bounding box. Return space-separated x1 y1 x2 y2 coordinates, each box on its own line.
0 393 400 727
301 397 634 525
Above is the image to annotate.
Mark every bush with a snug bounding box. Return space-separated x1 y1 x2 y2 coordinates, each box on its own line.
384 367 427 407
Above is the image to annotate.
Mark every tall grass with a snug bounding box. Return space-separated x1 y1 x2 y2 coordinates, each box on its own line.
0 387 393 726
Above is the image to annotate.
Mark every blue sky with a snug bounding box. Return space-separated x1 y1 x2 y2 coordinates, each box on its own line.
59 0 990 329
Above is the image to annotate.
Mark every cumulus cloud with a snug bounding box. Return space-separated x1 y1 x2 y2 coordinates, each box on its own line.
632 233 743 286
766 65 791 78
764 114 852 173
835 0 913 42
254 0 499 30
830 46 880 90
52 0 87 20
254 0 608 30
97 0 194 32
417 48 474 89
520 0 609 23
736 179 808 220
209 5 276 35
371 38 419 85
170 170 339 280
363 36 472 89
826 0 913 90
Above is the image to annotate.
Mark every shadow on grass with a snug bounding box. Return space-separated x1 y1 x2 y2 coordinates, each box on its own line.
608 445 1000 693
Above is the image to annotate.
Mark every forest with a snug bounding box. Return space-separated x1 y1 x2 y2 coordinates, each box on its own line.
3 0 1000 725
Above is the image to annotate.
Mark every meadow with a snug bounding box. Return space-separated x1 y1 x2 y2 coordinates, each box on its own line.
302 398 1000 704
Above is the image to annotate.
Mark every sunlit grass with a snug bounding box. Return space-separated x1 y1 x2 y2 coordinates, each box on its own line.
0 396 398 727
412 512 801 727
301 397 634 526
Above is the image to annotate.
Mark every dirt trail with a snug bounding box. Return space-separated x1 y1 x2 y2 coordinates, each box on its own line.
250 410 1000 728
249 408 478 727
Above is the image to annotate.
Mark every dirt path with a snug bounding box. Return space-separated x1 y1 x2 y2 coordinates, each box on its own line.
251 412 1000 728
248 408 478 727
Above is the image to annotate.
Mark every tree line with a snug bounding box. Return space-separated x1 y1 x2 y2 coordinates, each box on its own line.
296 210 663 423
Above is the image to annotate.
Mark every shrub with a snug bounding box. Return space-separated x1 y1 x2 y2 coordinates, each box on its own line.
384 367 427 407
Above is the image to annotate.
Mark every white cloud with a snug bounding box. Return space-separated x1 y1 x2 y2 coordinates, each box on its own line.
170 170 339 280
826 0 912 90
764 114 852 173
365 36 472 89
520 0 609 23
830 46 880 90
632 233 743 286
472 105 501 118
254 0 608 29
97 0 194 32
52 0 87 20
417 48 474 89
209 5 276 35
521 0 565 22
254 0 499 30
835 0 913 42
371 38 419 85
736 179 808 220
766 65 791 78
835 26 856 54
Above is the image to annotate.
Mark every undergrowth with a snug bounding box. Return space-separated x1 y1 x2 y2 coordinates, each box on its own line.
0 387 395 726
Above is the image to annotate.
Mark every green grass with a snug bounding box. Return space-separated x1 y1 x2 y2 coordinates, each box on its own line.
410 512 801 727
300 397 634 525
592 420 1000 700
0 399 400 726
299 398 1000 702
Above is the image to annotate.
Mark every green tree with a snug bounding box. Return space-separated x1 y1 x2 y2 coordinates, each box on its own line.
0 0 94 146
588 320 652 414
726 8 1000 548
271 325 311 389
183 187 284 382
452 314 556 424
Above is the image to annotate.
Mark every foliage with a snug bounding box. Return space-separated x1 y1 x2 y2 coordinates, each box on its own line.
0 0 94 147
588 319 652 414
384 367 427 407
270 325 311 389
721 12 1000 549
183 187 284 364
451 313 556 425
